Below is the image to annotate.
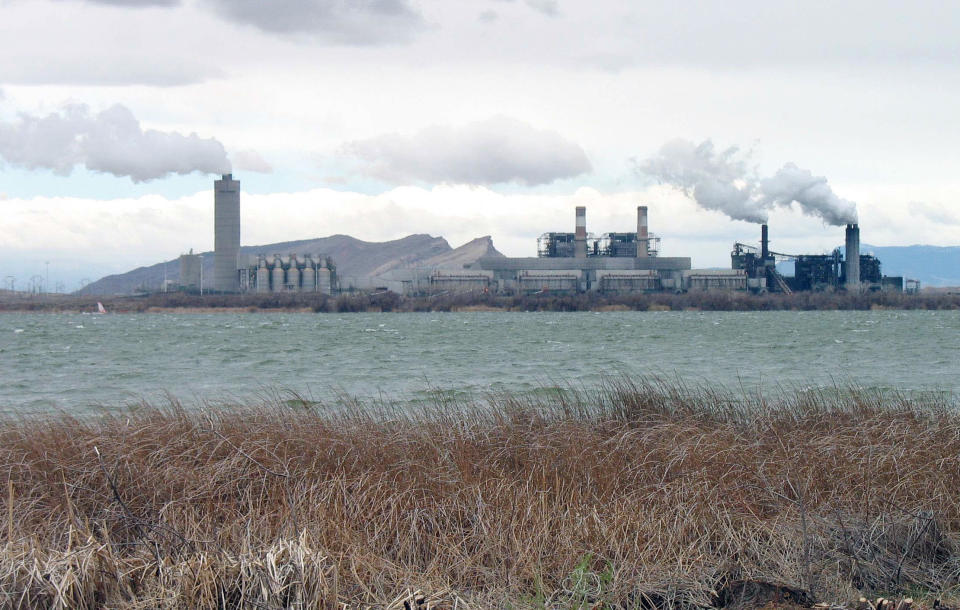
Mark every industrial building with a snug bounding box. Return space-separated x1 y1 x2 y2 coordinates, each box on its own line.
464 206 756 294
731 223 902 293
374 206 772 296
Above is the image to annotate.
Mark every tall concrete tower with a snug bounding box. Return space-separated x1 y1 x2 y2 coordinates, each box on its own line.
845 223 860 292
214 174 240 293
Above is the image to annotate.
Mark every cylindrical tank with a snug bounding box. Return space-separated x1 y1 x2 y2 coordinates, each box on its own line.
301 257 316 292
256 257 270 294
317 267 331 295
286 256 301 292
271 256 285 292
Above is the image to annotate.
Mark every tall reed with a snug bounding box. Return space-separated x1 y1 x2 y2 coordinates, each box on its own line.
2 380 959 607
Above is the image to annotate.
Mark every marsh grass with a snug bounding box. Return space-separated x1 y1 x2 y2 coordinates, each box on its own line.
3 379 960 608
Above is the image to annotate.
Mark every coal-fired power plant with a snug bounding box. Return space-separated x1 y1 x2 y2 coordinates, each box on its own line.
180 175 902 297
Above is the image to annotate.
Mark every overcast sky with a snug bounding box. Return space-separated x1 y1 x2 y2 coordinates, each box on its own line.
1 0 958 290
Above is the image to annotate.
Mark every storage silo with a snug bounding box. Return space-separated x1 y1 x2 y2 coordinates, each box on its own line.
301 256 316 292
179 249 202 290
286 255 301 292
317 257 331 295
271 255 285 292
256 256 270 294
213 174 241 292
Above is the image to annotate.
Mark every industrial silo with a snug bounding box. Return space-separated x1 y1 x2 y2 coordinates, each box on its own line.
213 174 241 292
271 255 285 292
302 256 316 292
317 257 331 295
179 249 202 290
256 256 270 294
286 255 301 292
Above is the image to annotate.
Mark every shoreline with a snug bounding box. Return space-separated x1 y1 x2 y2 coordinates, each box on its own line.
2 290 959 314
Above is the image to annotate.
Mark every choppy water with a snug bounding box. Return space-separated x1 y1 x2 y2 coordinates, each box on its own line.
1 310 957 414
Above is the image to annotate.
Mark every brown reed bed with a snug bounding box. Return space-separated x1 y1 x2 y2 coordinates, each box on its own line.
3 379 960 608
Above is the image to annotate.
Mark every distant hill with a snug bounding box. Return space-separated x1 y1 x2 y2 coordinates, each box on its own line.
857 244 960 287
78 235 504 295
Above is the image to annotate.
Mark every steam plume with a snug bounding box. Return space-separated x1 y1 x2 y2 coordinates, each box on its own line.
640 138 857 225
0 103 230 181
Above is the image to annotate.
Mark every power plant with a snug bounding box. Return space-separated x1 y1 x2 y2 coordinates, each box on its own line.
177 175 903 297
731 223 901 293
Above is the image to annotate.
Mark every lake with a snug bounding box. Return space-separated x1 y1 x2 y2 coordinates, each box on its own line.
1 310 956 414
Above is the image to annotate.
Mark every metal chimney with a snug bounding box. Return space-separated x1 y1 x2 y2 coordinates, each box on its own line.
761 224 769 260
213 174 241 293
845 223 860 292
574 206 587 258
636 205 649 258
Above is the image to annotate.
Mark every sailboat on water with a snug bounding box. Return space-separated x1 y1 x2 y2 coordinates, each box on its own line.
96 302 107 314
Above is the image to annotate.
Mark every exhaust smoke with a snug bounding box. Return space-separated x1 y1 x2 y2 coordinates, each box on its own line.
639 138 858 226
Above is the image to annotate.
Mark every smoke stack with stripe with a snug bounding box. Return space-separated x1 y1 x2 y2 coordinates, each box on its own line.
575 206 587 259
637 206 649 258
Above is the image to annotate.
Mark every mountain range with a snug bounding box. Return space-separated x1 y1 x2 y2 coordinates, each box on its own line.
78 234 503 295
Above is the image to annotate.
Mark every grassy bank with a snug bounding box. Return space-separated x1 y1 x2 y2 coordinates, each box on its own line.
2 289 960 314
4 381 960 608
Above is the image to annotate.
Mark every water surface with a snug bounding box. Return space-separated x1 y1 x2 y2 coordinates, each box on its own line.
1 310 956 414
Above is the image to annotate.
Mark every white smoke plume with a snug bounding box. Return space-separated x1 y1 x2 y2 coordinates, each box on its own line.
640 138 857 225
0 103 230 181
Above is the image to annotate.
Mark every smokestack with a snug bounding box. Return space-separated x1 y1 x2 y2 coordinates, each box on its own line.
636 205 649 258
214 174 241 293
761 224 769 260
845 223 860 292
574 206 586 258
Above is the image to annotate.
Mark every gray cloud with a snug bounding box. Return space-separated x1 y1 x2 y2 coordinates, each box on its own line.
342 116 592 186
64 0 180 5
201 0 425 44
478 10 499 23
0 104 230 181
525 0 559 17
640 138 857 225
230 149 273 174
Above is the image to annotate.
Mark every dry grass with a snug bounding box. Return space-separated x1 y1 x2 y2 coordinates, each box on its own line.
3 379 960 608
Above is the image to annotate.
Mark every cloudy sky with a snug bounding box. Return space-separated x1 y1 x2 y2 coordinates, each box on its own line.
1 0 958 290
